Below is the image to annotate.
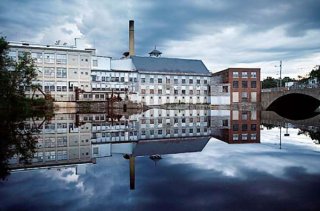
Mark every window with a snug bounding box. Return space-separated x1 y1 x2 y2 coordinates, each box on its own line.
44 53 55 63
44 67 55 77
222 119 228 127
56 68 67 78
242 134 248 140
141 89 146 94
233 81 239 88
31 52 43 63
182 90 186 95
189 90 193 95
9 51 17 61
251 133 257 140
251 81 257 88
166 78 170 84
141 78 146 83
197 79 201 84
93 60 98 67
150 78 154 83
233 124 239 131
204 80 208 84
251 72 257 78
174 79 178 84
182 79 186 84
223 86 229 92
158 78 162 83
233 134 239 141
204 90 208 95
189 79 193 84
242 111 248 120
251 124 257 131
242 81 248 88
242 124 248 131
233 71 239 78
150 89 154 94
56 54 67 64
196 90 200 95
158 89 162 94
241 92 248 102
242 72 248 78
174 90 178 95
232 110 239 120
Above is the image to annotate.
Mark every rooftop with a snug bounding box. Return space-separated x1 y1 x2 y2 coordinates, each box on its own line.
131 56 211 75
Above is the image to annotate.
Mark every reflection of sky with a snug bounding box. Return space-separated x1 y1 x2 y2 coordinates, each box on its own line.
1 128 320 210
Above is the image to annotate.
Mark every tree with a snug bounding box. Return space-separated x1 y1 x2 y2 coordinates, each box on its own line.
309 65 320 81
262 77 278 89
0 36 37 109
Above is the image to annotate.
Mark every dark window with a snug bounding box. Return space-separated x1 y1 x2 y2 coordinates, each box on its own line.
233 124 239 131
251 81 257 88
242 124 248 131
223 86 229 92
251 124 257 131
233 81 239 88
242 81 248 88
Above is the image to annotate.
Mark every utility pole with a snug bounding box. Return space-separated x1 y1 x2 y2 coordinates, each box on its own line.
279 60 282 88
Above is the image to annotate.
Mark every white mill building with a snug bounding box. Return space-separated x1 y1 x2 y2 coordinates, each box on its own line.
8 20 212 106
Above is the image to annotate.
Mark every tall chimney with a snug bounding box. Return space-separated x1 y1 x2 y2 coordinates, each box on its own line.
129 20 135 56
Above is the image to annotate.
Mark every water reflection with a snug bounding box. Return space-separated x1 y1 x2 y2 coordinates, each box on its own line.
4 109 261 187
1 109 320 209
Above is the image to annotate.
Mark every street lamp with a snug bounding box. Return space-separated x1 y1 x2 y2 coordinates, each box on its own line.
275 60 282 89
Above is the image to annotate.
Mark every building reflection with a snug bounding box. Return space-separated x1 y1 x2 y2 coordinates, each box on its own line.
8 108 260 189
210 109 261 144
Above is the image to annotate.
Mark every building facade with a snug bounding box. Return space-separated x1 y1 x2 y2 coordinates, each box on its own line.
210 68 261 106
8 42 260 106
8 42 94 102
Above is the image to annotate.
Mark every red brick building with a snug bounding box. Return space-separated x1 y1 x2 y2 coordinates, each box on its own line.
210 68 261 106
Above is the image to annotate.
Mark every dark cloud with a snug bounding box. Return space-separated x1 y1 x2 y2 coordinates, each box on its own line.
0 0 319 74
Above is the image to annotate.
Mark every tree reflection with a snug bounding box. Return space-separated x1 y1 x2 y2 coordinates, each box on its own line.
0 112 47 180
298 128 320 144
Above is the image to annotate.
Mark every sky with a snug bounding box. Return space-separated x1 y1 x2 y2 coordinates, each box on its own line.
0 0 319 79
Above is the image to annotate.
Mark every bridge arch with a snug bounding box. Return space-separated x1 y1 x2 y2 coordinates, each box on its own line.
261 88 320 111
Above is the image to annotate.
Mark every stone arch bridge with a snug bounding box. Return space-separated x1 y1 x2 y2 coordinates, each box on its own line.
261 87 320 111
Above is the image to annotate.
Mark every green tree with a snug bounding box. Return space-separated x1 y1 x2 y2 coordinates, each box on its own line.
0 36 37 109
262 77 278 89
309 65 320 81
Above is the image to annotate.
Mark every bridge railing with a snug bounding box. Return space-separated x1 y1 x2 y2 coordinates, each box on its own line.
262 84 320 93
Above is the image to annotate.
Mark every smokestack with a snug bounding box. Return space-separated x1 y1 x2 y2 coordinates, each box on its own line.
129 20 135 56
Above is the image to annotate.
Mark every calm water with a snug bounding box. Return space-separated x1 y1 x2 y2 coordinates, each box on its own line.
0 109 319 210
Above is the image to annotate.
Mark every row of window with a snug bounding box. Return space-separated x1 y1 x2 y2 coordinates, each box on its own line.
141 117 206 124
140 89 208 95
141 96 207 100
9 51 90 65
233 80 257 88
232 71 257 78
141 127 208 136
232 133 257 141
232 123 257 131
141 77 208 85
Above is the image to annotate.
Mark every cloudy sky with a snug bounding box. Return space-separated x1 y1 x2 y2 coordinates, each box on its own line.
0 0 319 78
